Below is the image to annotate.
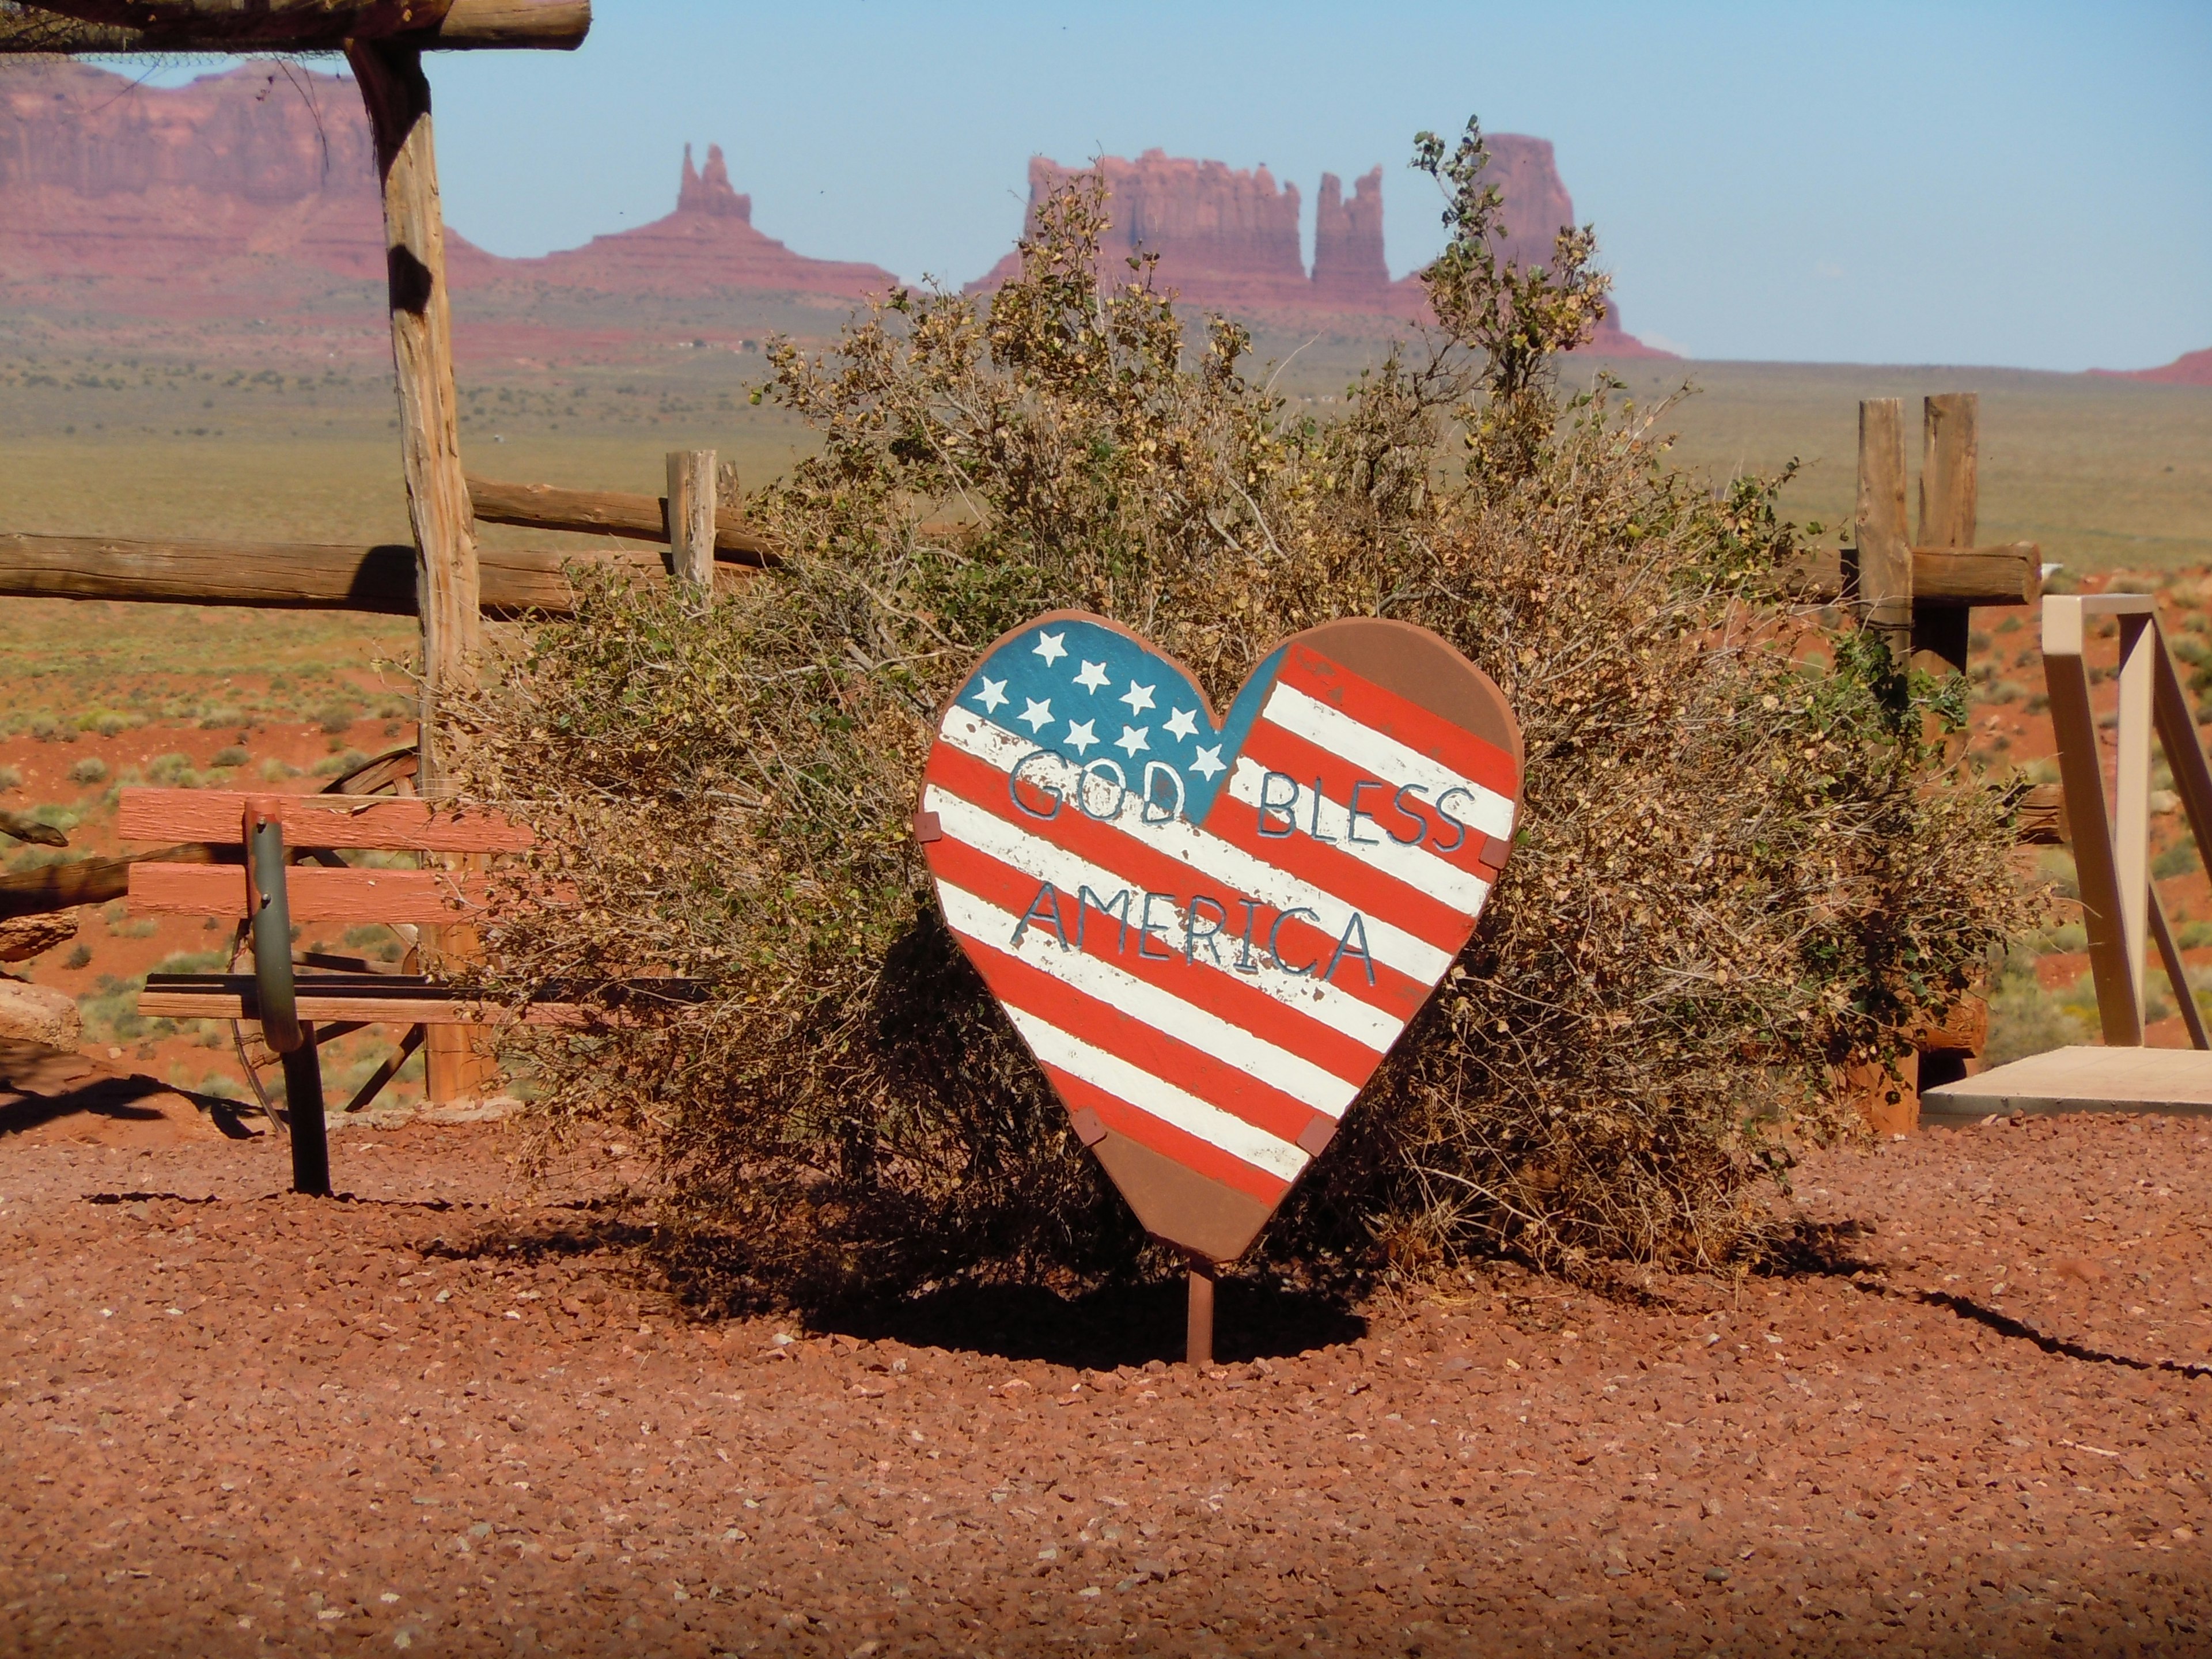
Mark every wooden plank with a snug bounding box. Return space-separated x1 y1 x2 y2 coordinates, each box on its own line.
2115 613 2155 1030
2147 887 2210 1050
1783 543 2039 607
128 863 493 924
666 449 718 593
465 476 776 563
1923 1045 2212 1123
138 987 576 1026
3 0 590 51
118 790 532 853
2043 595 2143 1045
0 842 228 922
2015 781 2067 844
2151 623 2212 902
1911 393 1979 673
1855 399 1912 656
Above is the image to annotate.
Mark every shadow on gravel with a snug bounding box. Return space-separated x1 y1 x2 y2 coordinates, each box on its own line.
1754 1217 1882 1278
1906 1287 2212 1381
815 1279 1367 1370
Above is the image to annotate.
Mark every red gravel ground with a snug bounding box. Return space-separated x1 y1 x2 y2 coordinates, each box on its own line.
2 1109 2209 1657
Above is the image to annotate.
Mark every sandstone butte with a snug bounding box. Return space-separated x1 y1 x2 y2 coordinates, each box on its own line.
2090 347 2212 388
0 56 1663 354
0 59 893 308
965 145 1670 357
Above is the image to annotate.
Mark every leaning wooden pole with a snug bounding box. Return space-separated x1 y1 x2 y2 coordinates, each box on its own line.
350 39 495 1104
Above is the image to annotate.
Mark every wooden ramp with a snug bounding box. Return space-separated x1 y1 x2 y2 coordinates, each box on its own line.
1923 1046 2212 1124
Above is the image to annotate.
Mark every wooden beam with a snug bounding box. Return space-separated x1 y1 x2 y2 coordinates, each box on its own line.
0 843 231 922
119 790 532 854
666 449 718 594
129 862 494 925
1784 543 2039 608
466 476 777 564
1912 393 1979 673
1855 399 1912 659
0 532 626 615
2015 782 2067 845
1 0 589 51
139 982 579 1027
2043 593 2150 1046
1908 544 2039 607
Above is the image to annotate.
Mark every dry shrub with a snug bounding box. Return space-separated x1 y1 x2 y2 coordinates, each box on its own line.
450 119 2031 1303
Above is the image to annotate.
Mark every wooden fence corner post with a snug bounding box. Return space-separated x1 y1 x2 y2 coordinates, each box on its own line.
349 39 494 1105
1855 398 1912 664
666 448 717 596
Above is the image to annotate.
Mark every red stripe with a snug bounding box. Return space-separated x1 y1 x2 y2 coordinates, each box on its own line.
1041 1065 1293 1206
1237 717 1503 889
1196 788 1477 1007
957 927 1331 1146
1277 644 1520 802
923 744 1421 1018
927 834 1379 1085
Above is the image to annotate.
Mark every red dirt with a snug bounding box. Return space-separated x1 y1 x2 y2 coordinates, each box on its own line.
2 1111 2208 1656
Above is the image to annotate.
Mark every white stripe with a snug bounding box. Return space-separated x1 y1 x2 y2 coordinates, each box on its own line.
1003 1006 1310 1184
936 880 1362 1119
923 786 1402 1053
1260 683 1516 843
937 706 1454 983
1224 755 1493 915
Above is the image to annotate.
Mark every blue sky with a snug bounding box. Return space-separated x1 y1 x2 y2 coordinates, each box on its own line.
125 2 2209 370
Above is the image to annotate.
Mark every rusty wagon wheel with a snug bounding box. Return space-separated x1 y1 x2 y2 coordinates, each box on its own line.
226 744 426 1134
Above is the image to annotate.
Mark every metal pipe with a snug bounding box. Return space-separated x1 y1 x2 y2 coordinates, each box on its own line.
1186 1262 1216 1368
248 805 329 1195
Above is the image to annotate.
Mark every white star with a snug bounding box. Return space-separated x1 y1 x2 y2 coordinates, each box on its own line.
1033 630 1067 666
1164 707 1199 742
972 676 1008 713
1063 718 1099 755
1018 697 1054 733
1074 660 1110 694
1114 725 1150 757
1119 681 1156 714
1190 744 1226 781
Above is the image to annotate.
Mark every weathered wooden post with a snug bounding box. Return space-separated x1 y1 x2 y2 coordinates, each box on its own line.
1913 393 1979 675
349 39 495 1103
1854 398 1913 662
1851 399 1918 1132
666 449 718 595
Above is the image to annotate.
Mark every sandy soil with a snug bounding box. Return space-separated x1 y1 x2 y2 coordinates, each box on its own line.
1 1108 2208 1657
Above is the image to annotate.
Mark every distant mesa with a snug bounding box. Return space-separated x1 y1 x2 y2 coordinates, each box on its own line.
967 139 1671 358
2089 347 2212 388
481 143 896 300
0 58 407 291
0 58 1669 355
0 60 893 305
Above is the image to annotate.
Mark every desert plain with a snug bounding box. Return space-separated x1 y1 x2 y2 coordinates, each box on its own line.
2 288 2211 1656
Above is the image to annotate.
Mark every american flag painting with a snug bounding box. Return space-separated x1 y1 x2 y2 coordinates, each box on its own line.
916 611 1523 1262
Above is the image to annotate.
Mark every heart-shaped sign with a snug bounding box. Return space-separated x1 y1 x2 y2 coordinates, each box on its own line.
916 611 1522 1264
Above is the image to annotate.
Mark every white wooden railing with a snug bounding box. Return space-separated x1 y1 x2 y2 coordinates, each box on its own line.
2044 593 2212 1049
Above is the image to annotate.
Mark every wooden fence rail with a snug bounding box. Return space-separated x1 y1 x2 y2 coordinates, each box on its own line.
0 533 661 616
465 474 776 564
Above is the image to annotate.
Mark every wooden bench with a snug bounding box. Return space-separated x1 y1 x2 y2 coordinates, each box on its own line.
120 787 543 1194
